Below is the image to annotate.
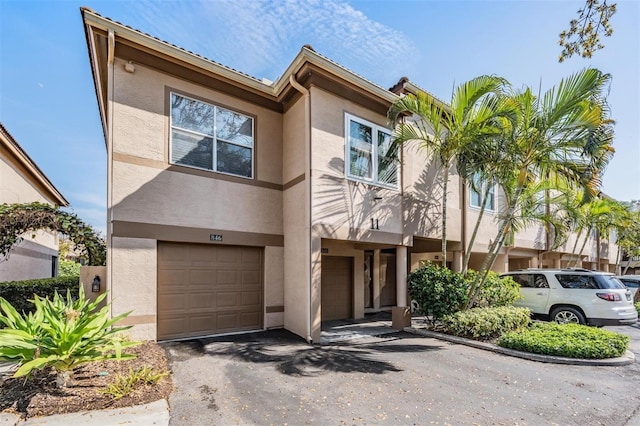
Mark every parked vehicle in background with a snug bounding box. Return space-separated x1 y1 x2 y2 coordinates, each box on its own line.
501 269 637 326
616 275 640 300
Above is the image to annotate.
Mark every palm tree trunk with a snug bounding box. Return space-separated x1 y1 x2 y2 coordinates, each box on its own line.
574 227 591 268
441 166 449 268
467 183 525 309
462 184 491 274
569 228 583 262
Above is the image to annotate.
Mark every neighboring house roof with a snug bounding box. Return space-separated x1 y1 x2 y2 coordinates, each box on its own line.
0 123 68 207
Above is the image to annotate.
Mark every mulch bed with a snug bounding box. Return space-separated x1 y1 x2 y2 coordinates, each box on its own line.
0 342 172 419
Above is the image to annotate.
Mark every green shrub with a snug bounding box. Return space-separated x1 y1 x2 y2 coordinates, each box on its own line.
0 287 138 387
101 366 168 400
408 262 468 321
442 306 531 340
635 302 640 315
59 260 81 277
498 322 629 359
0 276 79 314
465 270 521 308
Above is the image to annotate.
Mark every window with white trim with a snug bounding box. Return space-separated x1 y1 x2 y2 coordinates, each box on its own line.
469 173 495 211
345 114 398 188
170 92 254 178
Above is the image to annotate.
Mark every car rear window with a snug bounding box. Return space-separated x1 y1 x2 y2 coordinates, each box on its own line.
556 274 625 289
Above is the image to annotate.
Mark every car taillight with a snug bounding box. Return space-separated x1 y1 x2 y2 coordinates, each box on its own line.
596 292 621 302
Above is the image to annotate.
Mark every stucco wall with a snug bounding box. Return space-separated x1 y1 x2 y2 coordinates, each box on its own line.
109 236 157 341
0 152 59 282
282 96 309 340
309 87 403 242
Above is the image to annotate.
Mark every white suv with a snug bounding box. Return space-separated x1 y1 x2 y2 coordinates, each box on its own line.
501 269 637 326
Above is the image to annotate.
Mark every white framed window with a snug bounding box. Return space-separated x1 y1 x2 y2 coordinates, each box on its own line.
170 92 254 178
469 173 495 211
345 113 399 189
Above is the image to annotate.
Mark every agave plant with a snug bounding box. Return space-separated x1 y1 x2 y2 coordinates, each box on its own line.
0 287 138 387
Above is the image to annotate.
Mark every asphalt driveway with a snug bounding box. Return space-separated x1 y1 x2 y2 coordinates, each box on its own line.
162 328 640 425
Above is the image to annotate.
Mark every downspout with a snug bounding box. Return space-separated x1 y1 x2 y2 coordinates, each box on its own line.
106 30 115 313
289 74 313 343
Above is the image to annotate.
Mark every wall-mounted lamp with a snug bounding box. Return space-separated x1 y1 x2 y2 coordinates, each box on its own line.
92 275 101 293
124 61 135 73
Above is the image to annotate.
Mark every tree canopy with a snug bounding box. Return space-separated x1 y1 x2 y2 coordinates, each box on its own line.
0 202 105 266
559 0 617 62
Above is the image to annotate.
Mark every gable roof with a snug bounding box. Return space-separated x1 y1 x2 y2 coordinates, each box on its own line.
0 123 68 206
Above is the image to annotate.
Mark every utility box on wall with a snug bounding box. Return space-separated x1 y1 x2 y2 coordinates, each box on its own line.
80 265 107 309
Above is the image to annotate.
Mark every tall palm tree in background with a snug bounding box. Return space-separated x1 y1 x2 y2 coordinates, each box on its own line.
467 68 615 307
388 76 514 267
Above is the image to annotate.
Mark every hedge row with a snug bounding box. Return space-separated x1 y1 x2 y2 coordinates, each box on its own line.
498 322 629 359
0 275 80 313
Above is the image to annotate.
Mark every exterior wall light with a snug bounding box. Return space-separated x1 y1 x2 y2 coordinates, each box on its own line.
92 275 101 293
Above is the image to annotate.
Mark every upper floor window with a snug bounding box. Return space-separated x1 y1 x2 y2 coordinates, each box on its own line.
170 93 254 178
345 114 399 189
469 173 495 211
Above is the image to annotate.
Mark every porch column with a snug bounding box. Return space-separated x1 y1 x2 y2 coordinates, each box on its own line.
452 251 463 272
392 245 411 330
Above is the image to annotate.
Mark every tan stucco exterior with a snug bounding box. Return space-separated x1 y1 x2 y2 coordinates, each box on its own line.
82 8 620 342
0 124 67 282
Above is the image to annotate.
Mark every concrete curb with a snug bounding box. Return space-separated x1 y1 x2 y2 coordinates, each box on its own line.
0 399 170 425
405 327 636 366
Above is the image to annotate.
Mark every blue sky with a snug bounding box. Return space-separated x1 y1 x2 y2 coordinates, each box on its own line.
1 0 638 233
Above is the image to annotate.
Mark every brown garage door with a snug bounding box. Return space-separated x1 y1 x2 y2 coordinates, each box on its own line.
157 242 263 340
321 256 353 321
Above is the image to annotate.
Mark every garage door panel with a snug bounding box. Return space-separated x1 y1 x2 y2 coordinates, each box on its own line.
217 270 239 285
216 291 238 307
189 314 216 334
157 316 189 339
189 269 215 285
241 270 260 285
188 293 216 310
158 243 263 340
241 249 261 264
217 249 240 263
240 311 261 327
241 291 261 306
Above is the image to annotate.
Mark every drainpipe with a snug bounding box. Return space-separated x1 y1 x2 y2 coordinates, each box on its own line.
289 74 313 343
106 29 115 315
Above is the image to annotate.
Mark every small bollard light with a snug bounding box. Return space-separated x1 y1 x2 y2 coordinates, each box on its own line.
92 275 101 293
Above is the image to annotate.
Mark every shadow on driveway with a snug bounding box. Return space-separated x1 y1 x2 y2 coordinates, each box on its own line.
161 329 443 377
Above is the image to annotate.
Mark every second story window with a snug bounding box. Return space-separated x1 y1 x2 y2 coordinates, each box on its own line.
170 93 254 178
345 114 398 189
469 173 495 211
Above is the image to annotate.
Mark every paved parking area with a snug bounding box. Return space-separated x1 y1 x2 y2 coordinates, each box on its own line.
162 328 640 425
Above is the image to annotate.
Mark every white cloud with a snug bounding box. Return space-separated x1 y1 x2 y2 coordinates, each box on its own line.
128 0 416 85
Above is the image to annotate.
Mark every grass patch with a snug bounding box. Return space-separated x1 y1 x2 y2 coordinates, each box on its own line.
100 366 168 400
498 322 629 359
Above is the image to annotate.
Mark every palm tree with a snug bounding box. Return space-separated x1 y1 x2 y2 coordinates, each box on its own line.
388 76 514 267
467 68 615 307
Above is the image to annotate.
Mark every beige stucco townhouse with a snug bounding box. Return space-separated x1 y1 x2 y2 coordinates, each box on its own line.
81 8 619 342
0 123 68 282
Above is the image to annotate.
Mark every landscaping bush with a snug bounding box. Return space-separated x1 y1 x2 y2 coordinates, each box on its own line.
635 302 640 315
59 260 81 277
498 322 629 359
465 270 520 308
408 262 468 321
441 306 531 340
0 276 79 314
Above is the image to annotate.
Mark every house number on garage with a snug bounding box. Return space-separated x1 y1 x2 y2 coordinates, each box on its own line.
210 234 223 242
